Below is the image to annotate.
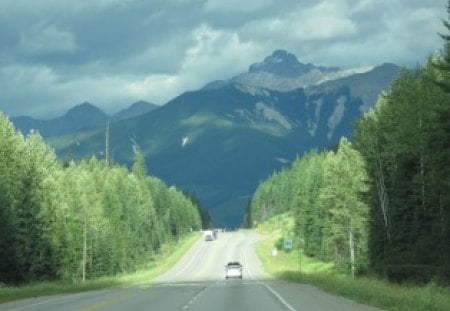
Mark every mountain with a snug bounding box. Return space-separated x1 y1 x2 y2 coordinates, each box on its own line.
12 102 109 137
203 49 375 92
112 101 159 121
11 101 158 138
248 49 339 77
306 63 401 112
10 116 46 137
48 54 400 227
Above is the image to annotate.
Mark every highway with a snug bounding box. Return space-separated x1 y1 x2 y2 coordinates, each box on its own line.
0 231 383 311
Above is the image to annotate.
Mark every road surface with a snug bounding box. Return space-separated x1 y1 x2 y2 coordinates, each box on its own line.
0 231 384 311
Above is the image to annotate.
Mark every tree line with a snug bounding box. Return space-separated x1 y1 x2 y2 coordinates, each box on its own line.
249 4 450 283
0 114 201 284
249 139 369 277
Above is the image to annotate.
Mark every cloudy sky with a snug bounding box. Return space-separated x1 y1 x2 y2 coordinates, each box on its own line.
0 0 446 118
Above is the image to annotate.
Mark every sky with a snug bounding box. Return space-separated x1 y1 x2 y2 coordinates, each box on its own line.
0 0 447 118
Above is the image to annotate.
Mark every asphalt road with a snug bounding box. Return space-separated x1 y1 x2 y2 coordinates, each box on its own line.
0 231 384 311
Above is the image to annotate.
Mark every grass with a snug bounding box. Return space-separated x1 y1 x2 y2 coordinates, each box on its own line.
0 232 201 304
255 214 450 311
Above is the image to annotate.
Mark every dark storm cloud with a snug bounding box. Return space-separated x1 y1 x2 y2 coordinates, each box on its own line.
0 0 446 118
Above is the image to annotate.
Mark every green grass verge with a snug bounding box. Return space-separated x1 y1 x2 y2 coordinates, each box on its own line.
255 214 450 311
0 232 201 304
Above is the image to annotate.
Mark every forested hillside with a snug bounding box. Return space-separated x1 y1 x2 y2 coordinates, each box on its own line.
0 113 201 284
248 8 450 283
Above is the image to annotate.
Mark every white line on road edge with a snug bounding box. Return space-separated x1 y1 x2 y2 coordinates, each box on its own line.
164 237 205 281
243 238 297 311
259 282 297 311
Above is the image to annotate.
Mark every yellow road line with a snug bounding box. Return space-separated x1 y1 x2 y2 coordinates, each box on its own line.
76 290 142 311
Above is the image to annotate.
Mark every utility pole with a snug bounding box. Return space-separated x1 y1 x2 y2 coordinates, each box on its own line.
105 122 111 166
82 213 87 282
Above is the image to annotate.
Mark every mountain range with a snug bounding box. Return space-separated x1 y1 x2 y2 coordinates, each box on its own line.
11 101 158 138
9 50 401 226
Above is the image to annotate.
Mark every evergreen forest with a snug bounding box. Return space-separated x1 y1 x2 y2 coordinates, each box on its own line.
248 5 450 283
0 114 201 284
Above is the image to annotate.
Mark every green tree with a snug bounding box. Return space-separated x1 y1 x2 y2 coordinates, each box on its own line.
132 149 147 179
432 0 450 278
434 0 450 93
0 113 24 282
15 132 58 281
354 61 449 282
0 114 203 284
320 138 369 276
294 151 327 259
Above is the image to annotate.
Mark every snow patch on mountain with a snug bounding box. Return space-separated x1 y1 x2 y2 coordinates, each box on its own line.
316 66 375 85
182 136 189 147
231 65 376 92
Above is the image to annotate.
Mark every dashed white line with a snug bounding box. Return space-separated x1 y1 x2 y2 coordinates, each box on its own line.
181 285 209 310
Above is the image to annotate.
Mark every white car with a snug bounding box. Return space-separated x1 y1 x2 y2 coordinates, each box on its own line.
225 262 243 279
204 230 214 241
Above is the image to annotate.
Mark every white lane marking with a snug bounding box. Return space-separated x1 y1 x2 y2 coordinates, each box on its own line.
181 285 209 310
243 238 297 311
259 282 297 311
163 238 205 281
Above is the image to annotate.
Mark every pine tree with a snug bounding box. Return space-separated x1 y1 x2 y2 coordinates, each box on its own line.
435 0 450 93
15 132 58 281
132 149 147 179
430 2 450 276
320 138 369 276
0 114 24 283
354 60 450 282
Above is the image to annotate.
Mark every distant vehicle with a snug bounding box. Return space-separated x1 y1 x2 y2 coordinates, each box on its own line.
204 230 214 241
225 262 243 279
